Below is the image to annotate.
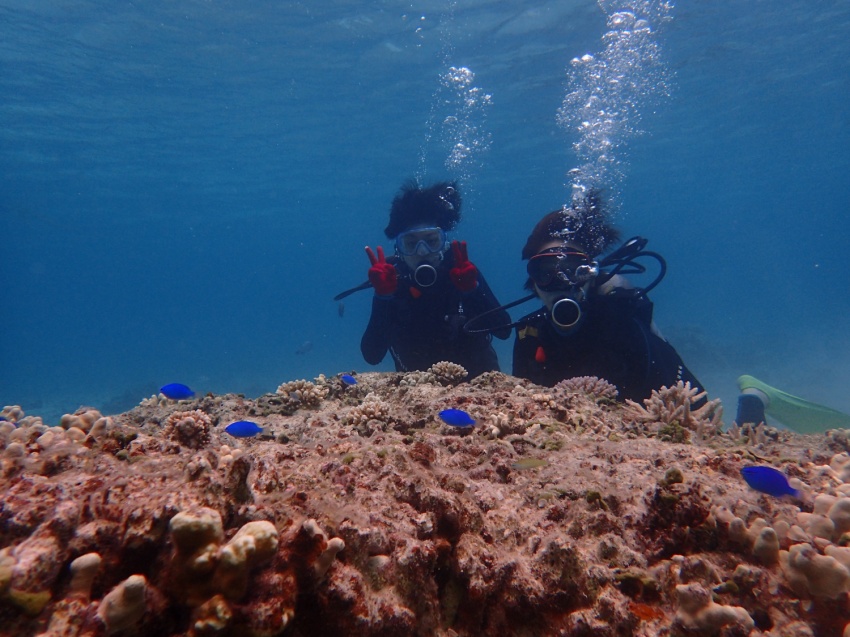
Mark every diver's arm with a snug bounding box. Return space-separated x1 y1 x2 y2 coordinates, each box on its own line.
360 296 394 365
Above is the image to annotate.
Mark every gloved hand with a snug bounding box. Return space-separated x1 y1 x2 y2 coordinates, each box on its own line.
365 245 398 296
449 240 478 292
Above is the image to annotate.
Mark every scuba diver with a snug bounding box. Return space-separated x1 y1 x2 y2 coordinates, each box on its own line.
347 180 511 378
512 193 703 400
464 190 703 402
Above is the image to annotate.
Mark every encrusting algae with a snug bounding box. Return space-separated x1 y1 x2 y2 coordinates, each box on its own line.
1 369 850 636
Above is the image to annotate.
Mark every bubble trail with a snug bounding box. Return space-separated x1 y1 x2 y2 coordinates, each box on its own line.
416 2 492 189
440 65 493 180
558 0 674 209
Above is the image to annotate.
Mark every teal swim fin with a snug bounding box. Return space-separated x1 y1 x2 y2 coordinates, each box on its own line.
738 375 850 434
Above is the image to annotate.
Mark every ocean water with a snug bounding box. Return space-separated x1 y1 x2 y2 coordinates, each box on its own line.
2 0 848 424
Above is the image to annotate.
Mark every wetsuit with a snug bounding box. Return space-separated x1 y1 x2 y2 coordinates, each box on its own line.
512 287 703 402
361 254 511 378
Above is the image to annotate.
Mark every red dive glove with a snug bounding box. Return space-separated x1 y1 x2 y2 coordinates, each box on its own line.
449 240 479 292
365 245 398 296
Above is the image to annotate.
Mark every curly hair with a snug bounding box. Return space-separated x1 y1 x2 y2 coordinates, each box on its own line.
521 190 620 260
384 180 462 239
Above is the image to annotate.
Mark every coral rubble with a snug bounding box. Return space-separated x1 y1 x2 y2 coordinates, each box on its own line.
1 371 850 636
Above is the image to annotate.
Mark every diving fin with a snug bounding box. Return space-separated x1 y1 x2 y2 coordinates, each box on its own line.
737 374 850 434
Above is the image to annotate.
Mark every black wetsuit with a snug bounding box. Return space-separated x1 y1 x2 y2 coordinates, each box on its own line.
512 287 703 402
361 254 511 378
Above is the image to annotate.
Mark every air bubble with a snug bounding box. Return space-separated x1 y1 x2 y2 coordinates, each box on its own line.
610 11 635 29
559 0 673 205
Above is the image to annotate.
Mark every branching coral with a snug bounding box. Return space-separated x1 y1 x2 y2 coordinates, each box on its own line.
343 395 392 435
625 381 723 442
164 410 212 449
428 361 468 385
726 421 767 445
399 371 438 387
275 380 329 413
555 376 619 402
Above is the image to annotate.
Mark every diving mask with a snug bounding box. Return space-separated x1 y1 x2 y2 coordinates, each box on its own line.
395 227 447 257
527 249 598 291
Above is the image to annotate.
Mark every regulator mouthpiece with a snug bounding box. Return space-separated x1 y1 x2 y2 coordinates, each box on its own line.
550 297 582 330
414 264 438 288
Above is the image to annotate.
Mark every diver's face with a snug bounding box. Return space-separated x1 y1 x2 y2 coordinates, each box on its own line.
530 241 596 330
396 225 447 270
528 240 593 308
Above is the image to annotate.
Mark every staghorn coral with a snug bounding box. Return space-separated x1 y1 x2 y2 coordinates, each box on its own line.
625 381 723 442
164 410 213 449
555 375 619 402
427 361 468 385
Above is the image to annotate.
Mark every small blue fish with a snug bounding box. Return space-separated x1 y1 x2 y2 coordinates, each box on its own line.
438 408 475 427
741 465 799 498
225 420 265 438
160 383 195 400
340 374 357 386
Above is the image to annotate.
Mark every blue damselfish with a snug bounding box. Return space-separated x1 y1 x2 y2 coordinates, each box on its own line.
438 408 475 427
340 374 358 386
740 465 799 498
225 420 265 438
160 383 195 400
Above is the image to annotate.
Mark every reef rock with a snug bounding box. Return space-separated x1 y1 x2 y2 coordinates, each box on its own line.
2 370 850 636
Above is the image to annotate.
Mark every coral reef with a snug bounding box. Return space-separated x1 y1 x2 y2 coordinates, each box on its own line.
2 372 850 636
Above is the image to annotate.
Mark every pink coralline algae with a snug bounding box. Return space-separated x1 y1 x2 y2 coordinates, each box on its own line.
1 370 850 636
